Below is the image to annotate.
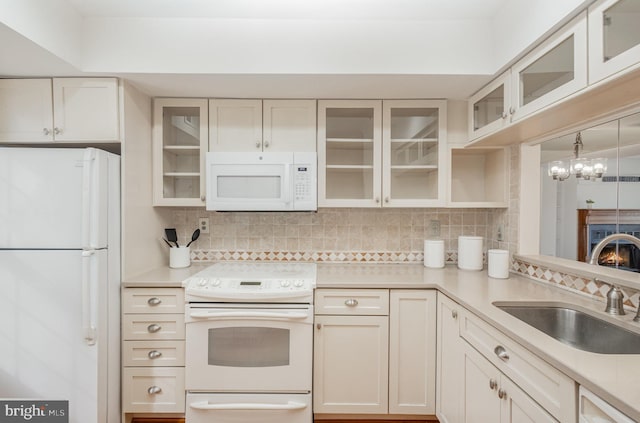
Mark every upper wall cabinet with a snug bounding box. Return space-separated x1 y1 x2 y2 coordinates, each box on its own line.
209 99 316 152
382 100 447 207
588 0 640 84
318 100 446 208
318 100 382 207
468 71 511 140
0 78 119 143
510 12 588 122
152 98 208 207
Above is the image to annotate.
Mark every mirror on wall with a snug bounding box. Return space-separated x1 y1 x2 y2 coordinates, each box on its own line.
539 111 640 272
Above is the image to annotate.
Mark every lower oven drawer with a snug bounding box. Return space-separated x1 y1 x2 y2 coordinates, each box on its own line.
186 393 312 423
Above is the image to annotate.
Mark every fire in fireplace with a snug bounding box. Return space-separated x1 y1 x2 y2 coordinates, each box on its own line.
589 224 640 273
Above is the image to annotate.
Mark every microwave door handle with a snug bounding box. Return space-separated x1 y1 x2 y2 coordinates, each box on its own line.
283 164 292 205
189 311 309 320
189 401 308 411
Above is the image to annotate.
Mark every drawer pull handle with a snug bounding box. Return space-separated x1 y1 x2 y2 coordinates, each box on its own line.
494 345 509 361
147 324 162 333
345 299 359 307
451 310 458 319
148 386 162 395
489 378 497 390
147 297 162 306
148 350 162 359
498 388 507 399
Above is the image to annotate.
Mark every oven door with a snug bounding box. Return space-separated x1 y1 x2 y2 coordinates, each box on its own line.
185 304 313 392
186 392 311 423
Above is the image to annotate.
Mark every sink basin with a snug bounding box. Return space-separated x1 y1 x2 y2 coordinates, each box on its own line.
493 302 640 354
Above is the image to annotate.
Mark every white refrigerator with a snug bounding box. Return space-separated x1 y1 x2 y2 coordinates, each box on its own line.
0 147 120 423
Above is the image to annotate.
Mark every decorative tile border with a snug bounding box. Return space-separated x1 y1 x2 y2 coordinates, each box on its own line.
191 249 465 264
513 257 640 310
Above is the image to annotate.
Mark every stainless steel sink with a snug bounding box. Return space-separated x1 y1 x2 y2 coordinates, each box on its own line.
493 302 640 354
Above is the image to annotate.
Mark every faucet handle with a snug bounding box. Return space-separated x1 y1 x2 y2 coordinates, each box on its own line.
599 280 626 316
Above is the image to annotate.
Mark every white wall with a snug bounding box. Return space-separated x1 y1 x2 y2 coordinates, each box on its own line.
120 81 172 278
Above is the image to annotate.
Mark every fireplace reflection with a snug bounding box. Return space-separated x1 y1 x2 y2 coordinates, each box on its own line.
589 224 640 273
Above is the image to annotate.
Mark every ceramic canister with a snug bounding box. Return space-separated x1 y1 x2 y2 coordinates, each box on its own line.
458 236 483 270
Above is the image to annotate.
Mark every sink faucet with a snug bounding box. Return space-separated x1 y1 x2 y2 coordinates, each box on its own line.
589 233 640 320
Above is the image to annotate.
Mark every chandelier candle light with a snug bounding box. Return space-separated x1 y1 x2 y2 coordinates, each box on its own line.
548 132 607 181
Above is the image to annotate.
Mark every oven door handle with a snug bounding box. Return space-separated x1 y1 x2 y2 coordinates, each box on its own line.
189 310 309 320
189 401 308 411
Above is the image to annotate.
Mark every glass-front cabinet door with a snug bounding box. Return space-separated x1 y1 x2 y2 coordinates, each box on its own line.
382 100 446 207
511 12 587 121
468 71 511 141
318 100 382 207
589 0 640 84
153 98 208 206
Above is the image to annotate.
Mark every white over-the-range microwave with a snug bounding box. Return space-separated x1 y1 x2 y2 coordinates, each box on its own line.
205 151 317 211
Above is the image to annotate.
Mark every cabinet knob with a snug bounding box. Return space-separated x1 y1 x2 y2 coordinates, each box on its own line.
147 297 162 306
489 378 497 390
509 107 515 115
148 350 162 359
256 141 261 148
54 127 62 135
147 386 162 395
375 197 380 204
200 195 206 201
43 128 51 135
264 141 270 148
494 345 509 362
498 388 507 399
344 298 359 307
501 111 508 119
316 323 322 330
147 324 162 333
451 310 458 319
384 197 389 203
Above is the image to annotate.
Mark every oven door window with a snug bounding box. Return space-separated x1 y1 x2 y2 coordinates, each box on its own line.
208 327 290 367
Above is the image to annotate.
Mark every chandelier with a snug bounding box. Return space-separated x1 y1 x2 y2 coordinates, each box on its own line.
547 132 607 181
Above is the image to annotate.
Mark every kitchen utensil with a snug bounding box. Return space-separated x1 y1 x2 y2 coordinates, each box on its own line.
162 238 173 248
186 229 200 247
165 228 179 247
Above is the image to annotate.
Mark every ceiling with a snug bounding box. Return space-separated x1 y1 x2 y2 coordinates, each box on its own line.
0 0 588 99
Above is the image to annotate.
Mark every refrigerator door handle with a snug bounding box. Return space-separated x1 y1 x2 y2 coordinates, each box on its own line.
81 148 98 249
82 250 97 346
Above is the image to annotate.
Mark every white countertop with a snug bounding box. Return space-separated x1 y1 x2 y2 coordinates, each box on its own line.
123 261 640 420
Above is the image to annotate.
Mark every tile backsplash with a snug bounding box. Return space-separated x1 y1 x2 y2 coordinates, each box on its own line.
173 207 515 263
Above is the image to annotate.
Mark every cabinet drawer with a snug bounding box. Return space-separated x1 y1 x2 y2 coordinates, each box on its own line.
315 289 389 315
123 314 185 340
123 288 184 314
123 340 185 367
460 310 576 423
122 367 185 413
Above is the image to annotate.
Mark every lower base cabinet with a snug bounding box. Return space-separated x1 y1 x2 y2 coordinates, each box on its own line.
437 293 576 423
462 342 557 423
313 289 436 416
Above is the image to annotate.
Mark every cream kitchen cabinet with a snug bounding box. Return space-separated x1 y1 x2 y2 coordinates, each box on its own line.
152 98 208 206
510 12 587 122
122 288 186 416
462 342 558 423
448 146 509 207
0 78 119 143
459 307 576 423
389 290 437 414
314 289 436 416
468 71 511 141
318 100 446 207
588 0 640 85
436 293 463 423
209 98 316 152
